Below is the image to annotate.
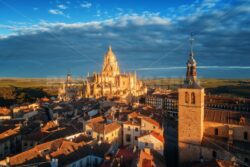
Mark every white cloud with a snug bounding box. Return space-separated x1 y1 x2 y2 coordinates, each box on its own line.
57 4 67 10
49 9 64 15
96 10 101 17
80 1 92 8
33 7 39 11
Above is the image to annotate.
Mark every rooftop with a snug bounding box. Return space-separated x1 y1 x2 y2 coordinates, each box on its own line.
0 126 20 143
204 108 250 126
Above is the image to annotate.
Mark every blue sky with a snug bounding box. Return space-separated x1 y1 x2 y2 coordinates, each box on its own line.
0 0 250 78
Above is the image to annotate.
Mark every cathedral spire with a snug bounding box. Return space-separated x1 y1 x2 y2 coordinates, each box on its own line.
108 44 112 51
102 45 120 76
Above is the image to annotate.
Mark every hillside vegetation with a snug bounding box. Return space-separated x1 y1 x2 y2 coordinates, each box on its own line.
0 78 249 107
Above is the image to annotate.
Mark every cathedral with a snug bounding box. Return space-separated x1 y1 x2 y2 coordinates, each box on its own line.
82 46 147 99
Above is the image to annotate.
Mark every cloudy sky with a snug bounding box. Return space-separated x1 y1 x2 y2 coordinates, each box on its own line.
0 0 249 78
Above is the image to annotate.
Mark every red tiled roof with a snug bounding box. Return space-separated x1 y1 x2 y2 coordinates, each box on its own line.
128 112 139 118
116 147 134 159
204 109 250 126
141 116 160 128
138 150 154 167
0 126 20 142
150 131 164 143
123 121 140 126
0 107 10 116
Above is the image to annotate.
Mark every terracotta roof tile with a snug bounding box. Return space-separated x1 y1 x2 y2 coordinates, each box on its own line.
204 108 250 126
0 126 20 143
150 131 164 143
141 116 160 128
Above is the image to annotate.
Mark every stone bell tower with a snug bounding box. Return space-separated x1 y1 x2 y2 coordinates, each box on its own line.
178 35 205 165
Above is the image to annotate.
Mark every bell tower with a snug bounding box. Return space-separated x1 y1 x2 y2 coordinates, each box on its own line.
178 35 205 165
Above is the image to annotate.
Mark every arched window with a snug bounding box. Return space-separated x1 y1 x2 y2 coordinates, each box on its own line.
191 92 195 104
185 92 189 103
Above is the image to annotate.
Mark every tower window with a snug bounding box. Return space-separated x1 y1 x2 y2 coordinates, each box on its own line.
191 92 195 104
212 151 217 159
214 128 219 136
185 92 189 103
244 132 248 140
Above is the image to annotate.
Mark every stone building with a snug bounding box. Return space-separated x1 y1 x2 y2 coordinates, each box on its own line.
178 38 250 166
82 46 147 99
58 73 82 101
84 116 122 146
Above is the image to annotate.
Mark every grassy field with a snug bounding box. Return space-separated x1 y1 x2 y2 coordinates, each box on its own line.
0 78 63 87
0 78 249 105
143 78 250 98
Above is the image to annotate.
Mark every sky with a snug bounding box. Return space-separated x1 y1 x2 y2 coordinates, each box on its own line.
0 0 250 78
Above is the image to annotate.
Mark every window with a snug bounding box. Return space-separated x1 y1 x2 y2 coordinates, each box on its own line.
185 92 189 103
135 128 139 132
145 142 149 147
244 132 248 140
214 128 218 136
126 134 131 142
212 151 217 159
135 136 138 140
128 126 131 131
191 92 195 104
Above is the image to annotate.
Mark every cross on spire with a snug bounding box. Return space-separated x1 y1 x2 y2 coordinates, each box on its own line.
189 33 195 55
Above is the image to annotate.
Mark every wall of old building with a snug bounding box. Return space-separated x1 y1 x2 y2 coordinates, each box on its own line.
137 135 164 155
204 121 250 143
123 123 141 146
104 127 122 145
141 119 163 135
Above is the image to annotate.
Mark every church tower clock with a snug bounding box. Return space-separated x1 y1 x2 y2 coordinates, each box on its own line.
178 35 205 165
